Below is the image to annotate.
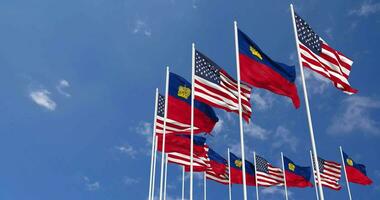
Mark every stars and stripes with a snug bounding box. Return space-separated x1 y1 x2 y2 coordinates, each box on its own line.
167 146 210 172
313 157 342 190
155 94 199 134
194 50 252 122
206 169 229 185
255 155 284 186
294 12 358 95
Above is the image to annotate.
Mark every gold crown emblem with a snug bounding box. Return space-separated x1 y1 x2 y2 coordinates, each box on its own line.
346 158 353 166
177 86 191 99
288 163 295 171
250 46 263 60
235 160 242 168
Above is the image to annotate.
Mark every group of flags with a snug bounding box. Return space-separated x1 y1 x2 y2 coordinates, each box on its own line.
148 4 372 200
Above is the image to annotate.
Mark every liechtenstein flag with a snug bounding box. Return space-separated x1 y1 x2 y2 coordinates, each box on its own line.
238 29 300 108
343 151 373 185
283 156 313 187
229 152 256 185
168 72 219 134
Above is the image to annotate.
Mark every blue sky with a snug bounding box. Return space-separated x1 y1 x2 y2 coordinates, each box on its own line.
0 0 380 199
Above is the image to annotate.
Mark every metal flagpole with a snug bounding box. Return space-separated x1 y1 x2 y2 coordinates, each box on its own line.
190 43 195 200
228 148 232 200
233 20 248 200
159 67 170 200
290 4 325 200
309 150 320 200
182 166 185 200
281 152 289 200
340 146 353 200
204 172 207 200
253 152 259 200
152 135 159 200
164 154 168 200
148 89 159 200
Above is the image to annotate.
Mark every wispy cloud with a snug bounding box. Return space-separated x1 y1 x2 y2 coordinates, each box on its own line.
324 28 333 40
251 91 275 111
136 121 153 143
123 176 140 185
302 69 330 94
115 144 137 158
83 176 100 191
212 119 224 135
328 96 380 135
261 186 293 199
29 89 57 111
349 1 380 16
132 19 152 37
56 79 71 97
244 123 270 140
272 126 299 152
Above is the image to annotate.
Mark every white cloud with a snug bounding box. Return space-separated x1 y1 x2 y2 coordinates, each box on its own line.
261 186 293 199
132 19 152 37
136 121 153 143
302 69 330 94
324 28 333 40
123 176 139 185
212 119 224 135
29 89 57 111
244 123 270 140
328 96 380 135
83 176 100 191
56 79 71 97
251 92 275 111
349 1 380 16
115 144 137 158
271 126 299 152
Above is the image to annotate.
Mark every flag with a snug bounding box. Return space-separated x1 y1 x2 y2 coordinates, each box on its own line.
156 134 208 156
194 50 252 122
229 152 256 185
206 148 229 184
255 155 284 186
167 72 219 134
293 12 357 94
283 156 313 187
312 157 342 190
156 94 194 134
165 135 210 172
238 29 300 108
343 151 373 185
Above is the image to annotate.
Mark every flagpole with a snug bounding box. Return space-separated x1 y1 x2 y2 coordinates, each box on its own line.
148 89 159 200
340 146 353 200
228 148 232 200
253 151 259 200
233 20 248 200
280 152 289 200
159 66 170 200
164 154 168 200
190 43 196 200
152 135 158 200
182 166 185 200
310 150 320 200
290 4 324 200
204 172 207 200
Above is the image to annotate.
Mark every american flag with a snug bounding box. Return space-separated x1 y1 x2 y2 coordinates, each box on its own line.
155 94 199 134
206 169 229 185
294 12 357 94
194 50 252 122
255 155 284 186
167 146 210 172
313 157 342 190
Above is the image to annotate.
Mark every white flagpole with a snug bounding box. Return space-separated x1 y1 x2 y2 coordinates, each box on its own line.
281 152 289 200
228 148 232 200
204 172 207 200
182 166 185 200
164 155 168 200
309 150 320 200
290 4 325 200
148 89 159 200
152 135 158 200
340 146 353 200
159 67 170 200
253 152 259 200
190 43 195 200
233 20 248 200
